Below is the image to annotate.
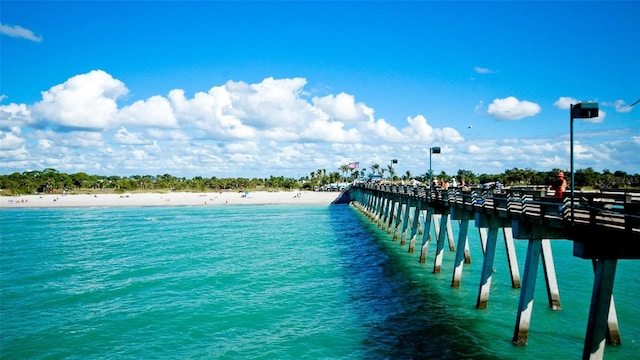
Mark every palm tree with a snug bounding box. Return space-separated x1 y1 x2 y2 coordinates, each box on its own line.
371 163 380 175
386 164 395 181
339 164 350 182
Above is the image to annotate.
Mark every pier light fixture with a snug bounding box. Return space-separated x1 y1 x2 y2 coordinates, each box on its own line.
429 147 441 202
569 102 598 224
389 159 398 181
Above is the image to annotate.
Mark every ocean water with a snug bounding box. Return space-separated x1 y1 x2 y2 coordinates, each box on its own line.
1 204 638 359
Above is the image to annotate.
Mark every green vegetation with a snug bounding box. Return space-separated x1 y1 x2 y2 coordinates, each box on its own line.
0 167 637 196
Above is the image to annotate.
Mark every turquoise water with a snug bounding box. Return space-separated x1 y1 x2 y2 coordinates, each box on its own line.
1 204 638 359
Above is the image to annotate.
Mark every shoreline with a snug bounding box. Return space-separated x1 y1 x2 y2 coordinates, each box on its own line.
0 191 343 209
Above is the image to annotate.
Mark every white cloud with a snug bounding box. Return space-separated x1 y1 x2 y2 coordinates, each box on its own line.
367 117 404 142
301 119 360 143
146 128 191 142
0 103 32 128
488 96 541 120
61 131 105 148
554 96 578 110
118 95 178 128
227 77 313 129
437 127 465 143
474 66 495 74
312 92 374 123
0 23 43 42
474 100 484 113
611 99 634 113
113 127 154 145
168 87 258 140
2 70 637 177
0 128 25 150
32 70 128 129
38 139 53 150
403 115 434 142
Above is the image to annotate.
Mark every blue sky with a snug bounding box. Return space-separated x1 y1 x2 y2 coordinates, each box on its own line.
1 1 639 179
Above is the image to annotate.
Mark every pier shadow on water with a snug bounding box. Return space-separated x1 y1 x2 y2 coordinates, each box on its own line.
327 204 507 359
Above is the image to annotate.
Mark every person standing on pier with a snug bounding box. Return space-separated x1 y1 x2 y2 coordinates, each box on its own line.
553 172 567 198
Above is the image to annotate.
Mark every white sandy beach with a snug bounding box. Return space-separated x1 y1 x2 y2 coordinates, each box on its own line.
0 191 344 209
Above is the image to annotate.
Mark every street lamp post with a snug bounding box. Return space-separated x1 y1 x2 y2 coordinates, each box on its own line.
390 159 398 182
570 102 598 224
429 147 441 202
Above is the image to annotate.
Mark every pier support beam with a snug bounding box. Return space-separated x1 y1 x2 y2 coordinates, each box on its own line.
390 198 403 237
476 224 499 309
475 213 510 309
447 217 456 251
397 199 411 241
407 205 422 253
478 227 488 253
503 227 521 288
419 208 434 262
542 240 561 310
583 259 617 360
433 212 450 273
513 238 543 345
591 259 621 346
451 218 471 288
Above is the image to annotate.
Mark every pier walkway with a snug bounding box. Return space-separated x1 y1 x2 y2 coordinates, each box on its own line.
346 183 640 360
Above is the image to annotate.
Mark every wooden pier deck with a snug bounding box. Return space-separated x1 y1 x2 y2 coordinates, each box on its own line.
346 183 640 359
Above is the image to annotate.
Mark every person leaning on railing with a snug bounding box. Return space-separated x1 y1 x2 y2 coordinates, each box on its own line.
552 172 567 198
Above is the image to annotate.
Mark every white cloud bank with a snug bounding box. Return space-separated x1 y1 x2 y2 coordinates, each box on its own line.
0 70 637 177
0 70 470 177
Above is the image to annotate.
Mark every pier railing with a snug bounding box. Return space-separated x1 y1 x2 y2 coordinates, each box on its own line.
354 183 639 251
346 183 640 359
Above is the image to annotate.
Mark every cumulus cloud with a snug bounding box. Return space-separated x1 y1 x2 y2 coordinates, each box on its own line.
118 95 178 128
6 69 633 177
0 103 32 128
312 92 374 123
0 23 43 42
0 128 25 150
227 77 313 129
301 119 360 143
366 117 404 142
487 96 541 120
32 70 128 129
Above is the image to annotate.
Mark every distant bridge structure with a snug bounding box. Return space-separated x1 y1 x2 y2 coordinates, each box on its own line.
345 183 639 360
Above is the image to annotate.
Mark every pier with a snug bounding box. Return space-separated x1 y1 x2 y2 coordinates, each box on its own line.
345 183 640 360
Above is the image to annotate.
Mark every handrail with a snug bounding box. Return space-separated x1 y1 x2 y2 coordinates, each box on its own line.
349 183 640 237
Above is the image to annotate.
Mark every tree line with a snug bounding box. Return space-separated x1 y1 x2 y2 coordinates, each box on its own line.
0 166 637 196
362 164 638 190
